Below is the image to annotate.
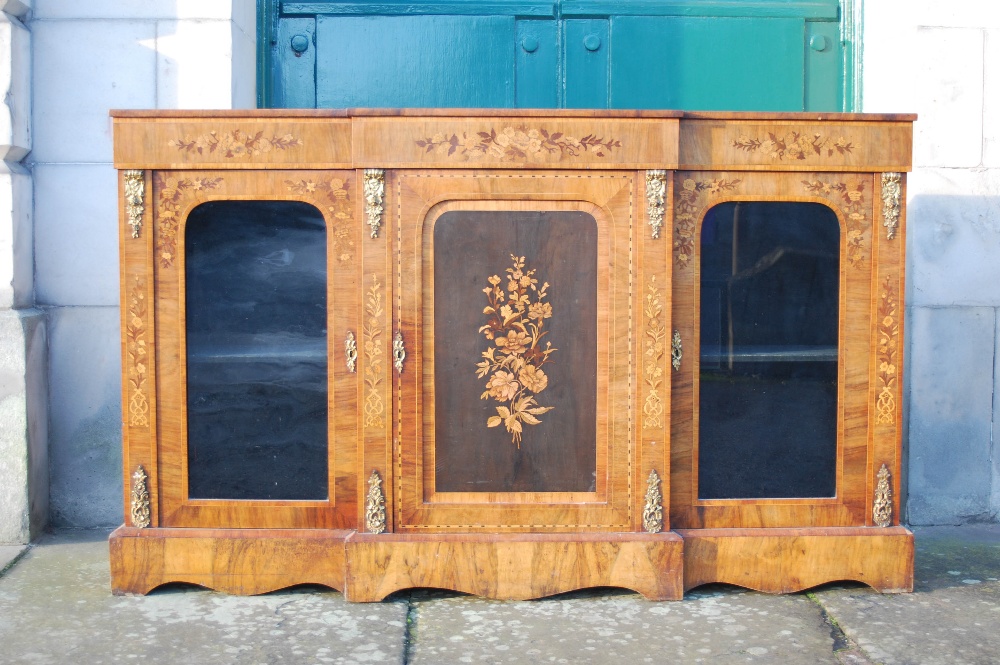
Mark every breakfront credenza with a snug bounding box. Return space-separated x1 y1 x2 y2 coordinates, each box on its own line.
110 110 914 600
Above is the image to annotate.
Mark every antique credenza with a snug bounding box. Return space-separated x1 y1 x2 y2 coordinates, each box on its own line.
110 110 914 600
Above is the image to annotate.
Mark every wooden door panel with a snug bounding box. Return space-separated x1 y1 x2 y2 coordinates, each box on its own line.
270 2 845 113
393 171 651 532
154 169 360 529
315 16 516 108
610 17 806 111
670 170 874 528
432 210 599 493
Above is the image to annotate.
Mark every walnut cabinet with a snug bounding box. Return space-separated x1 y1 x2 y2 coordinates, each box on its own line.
110 110 914 600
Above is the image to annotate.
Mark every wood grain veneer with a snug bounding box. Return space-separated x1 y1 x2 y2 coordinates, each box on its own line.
112 110 914 600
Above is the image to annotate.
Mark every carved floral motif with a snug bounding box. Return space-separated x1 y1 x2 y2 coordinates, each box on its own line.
646 170 667 239
881 172 902 240
130 466 151 529
126 277 149 428
363 169 385 239
365 470 387 534
364 277 385 429
168 130 301 158
732 132 855 160
643 276 666 429
345 331 358 373
673 177 742 267
155 173 223 268
285 177 355 262
642 469 663 534
873 463 892 528
876 277 898 425
477 255 557 448
124 170 145 239
415 127 621 162
802 178 870 268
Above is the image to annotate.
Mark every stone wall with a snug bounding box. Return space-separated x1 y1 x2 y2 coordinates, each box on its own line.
864 2 1000 523
29 0 255 528
6 0 998 533
0 0 46 545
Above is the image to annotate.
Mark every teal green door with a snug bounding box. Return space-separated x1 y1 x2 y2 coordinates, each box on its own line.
263 0 847 111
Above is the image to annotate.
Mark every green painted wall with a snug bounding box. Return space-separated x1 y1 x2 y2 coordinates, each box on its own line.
261 0 849 112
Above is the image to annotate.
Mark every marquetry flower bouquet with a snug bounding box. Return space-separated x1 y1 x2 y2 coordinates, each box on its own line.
476 255 557 447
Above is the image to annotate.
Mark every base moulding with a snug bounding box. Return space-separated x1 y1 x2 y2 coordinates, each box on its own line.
109 526 912 599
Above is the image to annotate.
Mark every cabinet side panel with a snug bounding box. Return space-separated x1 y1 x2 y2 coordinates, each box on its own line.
120 169 158 527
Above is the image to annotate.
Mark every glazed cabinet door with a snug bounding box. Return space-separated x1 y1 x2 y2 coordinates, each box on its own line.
670 170 887 529
378 169 668 533
138 169 361 529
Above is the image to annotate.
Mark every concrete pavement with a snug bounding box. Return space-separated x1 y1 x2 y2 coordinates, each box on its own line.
0 525 997 664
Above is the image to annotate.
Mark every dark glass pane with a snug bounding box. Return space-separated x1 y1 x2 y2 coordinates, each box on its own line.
698 202 839 499
185 201 328 500
433 211 598 493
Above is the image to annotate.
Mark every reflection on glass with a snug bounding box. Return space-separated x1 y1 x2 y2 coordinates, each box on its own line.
699 202 839 499
185 201 328 500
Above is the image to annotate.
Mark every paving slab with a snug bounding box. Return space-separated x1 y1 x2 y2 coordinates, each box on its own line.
0 544 26 574
407 587 841 664
813 524 1000 665
0 530 409 665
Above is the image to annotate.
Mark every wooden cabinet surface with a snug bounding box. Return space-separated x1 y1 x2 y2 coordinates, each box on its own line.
111 109 914 600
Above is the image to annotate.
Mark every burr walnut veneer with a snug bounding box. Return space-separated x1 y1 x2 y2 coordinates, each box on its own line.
110 110 914 600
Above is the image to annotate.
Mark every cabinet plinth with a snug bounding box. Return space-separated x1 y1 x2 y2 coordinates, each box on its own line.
112 109 914 599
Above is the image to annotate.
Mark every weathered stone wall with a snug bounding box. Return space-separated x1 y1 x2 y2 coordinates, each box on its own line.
29 0 255 528
9 0 998 532
0 0 46 545
865 2 1000 523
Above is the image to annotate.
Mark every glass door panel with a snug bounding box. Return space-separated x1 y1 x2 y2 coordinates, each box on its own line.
185 200 328 501
698 202 839 499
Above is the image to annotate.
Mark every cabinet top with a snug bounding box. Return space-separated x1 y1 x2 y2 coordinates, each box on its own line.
111 109 914 172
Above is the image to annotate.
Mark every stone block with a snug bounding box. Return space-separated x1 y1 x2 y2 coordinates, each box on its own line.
906 306 994 524
906 168 1000 307
33 164 119 307
0 171 33 310
985 29 1000 168
31 19 155 164
232 21 257 109
884 2 1000 29
994 322 1000 520
47 306 121 528
0 13 31 164
0 1 31 20
32 0 233 20
156 19 240 110
0 309 46 544
911 27 984 168
232 0 256 39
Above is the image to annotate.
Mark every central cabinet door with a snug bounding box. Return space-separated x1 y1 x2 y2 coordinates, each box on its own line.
392 171 651 532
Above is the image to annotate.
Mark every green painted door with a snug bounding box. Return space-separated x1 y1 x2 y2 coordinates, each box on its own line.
262 0 848 111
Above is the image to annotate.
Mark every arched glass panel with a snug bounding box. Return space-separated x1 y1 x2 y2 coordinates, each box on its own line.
699 202 839 499
185 201 328 500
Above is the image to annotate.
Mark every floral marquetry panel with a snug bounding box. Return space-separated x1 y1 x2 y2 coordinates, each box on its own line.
678 118 913 172
393 171 637 532
353 116 679 168
434 211 598 493
113 117 353 169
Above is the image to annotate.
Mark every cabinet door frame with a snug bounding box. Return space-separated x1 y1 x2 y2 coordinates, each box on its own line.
669 169 875 529
389 169 662 532
150 169 360 529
